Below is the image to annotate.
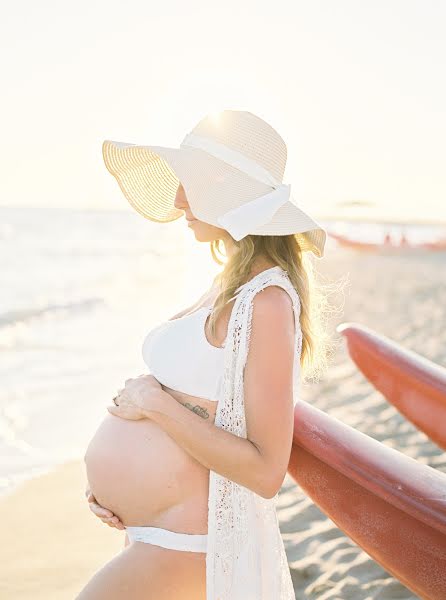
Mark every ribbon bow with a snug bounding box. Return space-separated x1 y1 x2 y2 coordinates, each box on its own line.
217 183 291 241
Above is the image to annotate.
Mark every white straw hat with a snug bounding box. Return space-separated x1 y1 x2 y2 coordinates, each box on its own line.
102 109 326 258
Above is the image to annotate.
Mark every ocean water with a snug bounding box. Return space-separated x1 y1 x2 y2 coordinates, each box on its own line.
0 206 216 498
0 206 444 498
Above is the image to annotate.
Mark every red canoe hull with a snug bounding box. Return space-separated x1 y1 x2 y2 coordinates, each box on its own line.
288 400 446 599
337 322 446 450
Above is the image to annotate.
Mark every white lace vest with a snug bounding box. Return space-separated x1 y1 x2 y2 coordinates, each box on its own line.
206 267 302 599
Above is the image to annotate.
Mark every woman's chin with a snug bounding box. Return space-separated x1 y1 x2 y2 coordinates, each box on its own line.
189 226 211 243
188 224 221 244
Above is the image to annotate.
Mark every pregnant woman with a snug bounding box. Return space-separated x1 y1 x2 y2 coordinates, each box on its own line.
78 110 327 599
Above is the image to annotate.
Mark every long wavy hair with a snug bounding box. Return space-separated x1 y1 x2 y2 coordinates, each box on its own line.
207 234 343 383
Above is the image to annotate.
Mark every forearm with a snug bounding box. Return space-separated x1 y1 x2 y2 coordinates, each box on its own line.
145 393 273 498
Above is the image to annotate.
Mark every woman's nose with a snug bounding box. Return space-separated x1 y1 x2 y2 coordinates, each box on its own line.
174 185 189 210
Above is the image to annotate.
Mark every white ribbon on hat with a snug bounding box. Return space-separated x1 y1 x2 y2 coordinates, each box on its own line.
180 133 292 240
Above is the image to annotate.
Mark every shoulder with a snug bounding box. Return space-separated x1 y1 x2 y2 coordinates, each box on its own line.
252 283 295 318
244 284 297 373
249 284 296 337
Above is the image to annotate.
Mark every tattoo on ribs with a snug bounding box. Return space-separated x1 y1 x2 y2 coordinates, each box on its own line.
181 401 210 420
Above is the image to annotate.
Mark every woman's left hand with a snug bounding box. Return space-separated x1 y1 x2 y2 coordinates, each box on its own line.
107 374 166 420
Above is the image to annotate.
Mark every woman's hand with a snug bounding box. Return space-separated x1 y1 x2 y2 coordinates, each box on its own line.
107 374 168 420
85 484 125 530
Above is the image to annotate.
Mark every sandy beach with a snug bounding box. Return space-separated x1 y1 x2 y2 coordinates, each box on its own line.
0 459 124 600
2 244 445 599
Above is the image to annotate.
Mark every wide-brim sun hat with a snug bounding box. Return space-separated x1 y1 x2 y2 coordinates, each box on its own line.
102 109 327 258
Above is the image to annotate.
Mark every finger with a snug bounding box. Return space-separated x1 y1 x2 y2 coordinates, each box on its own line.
107 406 142 420
97 508 115 518
101 517 123 529
89 503 114 518
98 514 116 524
108 515 120 524
90 504 108 518
118 391 132 404
107 404 135 416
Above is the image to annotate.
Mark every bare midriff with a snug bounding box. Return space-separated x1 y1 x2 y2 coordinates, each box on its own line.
83 385 218 535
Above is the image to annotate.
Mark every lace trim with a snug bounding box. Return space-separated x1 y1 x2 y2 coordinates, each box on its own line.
206 268 301 599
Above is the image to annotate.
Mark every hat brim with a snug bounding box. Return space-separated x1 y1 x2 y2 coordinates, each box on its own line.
246 195 326 258
295 227 326 259
102 140 191 223
102 139 326 258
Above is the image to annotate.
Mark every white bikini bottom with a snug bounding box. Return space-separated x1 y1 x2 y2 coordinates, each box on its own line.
125 526 208 553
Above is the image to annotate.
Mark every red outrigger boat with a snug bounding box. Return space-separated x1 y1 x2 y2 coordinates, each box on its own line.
337 322 446 451
288 400 446 599
328 231 446 252
420 238 446 250
328 231 383 251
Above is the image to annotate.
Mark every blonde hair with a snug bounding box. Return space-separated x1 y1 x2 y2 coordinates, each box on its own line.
208 234 344 384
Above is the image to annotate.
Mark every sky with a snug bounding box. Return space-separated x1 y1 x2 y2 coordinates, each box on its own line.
1 0 445 224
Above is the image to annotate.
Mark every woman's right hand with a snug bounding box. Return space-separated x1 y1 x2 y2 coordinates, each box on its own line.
85 485 125 530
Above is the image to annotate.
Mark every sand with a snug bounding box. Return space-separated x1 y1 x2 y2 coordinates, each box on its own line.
0 459 124 600
2 246 445 599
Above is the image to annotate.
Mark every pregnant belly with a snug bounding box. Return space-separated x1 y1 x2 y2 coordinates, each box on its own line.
84 409 211 527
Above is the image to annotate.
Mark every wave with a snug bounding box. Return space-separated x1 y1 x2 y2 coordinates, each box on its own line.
0 297 104 329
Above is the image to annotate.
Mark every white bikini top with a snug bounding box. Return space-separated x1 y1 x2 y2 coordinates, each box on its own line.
142 305 225 402
141 266 301 403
